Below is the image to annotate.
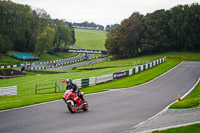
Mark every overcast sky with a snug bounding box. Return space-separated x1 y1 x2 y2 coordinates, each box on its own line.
11 0 200 27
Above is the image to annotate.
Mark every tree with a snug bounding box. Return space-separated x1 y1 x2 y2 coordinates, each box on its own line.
105 25 111 31
141 9 170 54
105 27 119 57
0 35 5 53
105 12 144 58
168 3 200 51
35 27 55 56
71 28 76 44
54 22 72 48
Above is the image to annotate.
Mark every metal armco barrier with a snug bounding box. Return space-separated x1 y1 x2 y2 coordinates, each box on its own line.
72 57 166 89
0 54 80 70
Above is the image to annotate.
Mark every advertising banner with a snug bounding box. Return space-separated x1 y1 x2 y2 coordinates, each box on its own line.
54 48 108 55
89 77 96 86
96 74 113 84
81 78 89 88
113 71 126 79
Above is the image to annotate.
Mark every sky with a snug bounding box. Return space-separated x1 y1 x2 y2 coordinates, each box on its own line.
11 0 200 27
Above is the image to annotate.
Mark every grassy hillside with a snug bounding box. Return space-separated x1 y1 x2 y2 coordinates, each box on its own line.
75 29 106 50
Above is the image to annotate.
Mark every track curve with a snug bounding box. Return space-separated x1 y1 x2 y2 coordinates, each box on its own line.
0 62 200 133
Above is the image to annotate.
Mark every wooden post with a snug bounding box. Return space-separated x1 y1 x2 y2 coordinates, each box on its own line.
55 80 57 93
35 84 37 94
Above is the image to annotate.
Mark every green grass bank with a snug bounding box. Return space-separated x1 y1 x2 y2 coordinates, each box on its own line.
153 123 200 133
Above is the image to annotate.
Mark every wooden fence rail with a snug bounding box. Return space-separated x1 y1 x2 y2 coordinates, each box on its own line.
35 81 57 94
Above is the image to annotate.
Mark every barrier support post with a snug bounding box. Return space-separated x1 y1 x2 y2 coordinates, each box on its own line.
35 84 37 94
55 80 57 93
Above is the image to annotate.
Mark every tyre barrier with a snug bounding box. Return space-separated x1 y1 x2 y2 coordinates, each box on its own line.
1 54 104 70
0 54 81 69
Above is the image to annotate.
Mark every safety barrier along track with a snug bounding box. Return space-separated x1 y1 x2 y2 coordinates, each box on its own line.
72 57 166 88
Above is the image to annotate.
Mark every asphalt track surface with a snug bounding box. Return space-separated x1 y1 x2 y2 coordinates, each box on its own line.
28 45 94 69
0 62 200 133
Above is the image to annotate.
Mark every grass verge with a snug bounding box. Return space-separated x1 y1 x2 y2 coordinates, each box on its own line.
153 123 200 133
169 81 200 109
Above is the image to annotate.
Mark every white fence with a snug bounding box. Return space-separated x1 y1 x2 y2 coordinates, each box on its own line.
0 86 17 96
95 74 113 84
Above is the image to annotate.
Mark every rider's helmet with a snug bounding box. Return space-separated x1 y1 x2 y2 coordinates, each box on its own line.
66 79 72 86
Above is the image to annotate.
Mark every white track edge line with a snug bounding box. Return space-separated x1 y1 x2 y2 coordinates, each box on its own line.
128 76 200 133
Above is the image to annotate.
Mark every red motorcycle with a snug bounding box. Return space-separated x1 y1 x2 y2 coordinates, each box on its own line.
63 89 88 113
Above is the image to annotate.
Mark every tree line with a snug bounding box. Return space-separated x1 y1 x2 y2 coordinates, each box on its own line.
73 21 104 30
105 3 200 59
0 0 75 56
105 24 119 31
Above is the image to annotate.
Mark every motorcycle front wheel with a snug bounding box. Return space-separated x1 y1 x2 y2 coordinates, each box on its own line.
83 101 89 111
67 101 76 113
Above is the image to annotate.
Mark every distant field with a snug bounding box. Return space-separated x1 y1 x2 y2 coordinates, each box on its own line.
75 29 106 50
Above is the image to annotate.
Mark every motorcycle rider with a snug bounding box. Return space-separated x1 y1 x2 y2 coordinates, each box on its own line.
66 79 85 102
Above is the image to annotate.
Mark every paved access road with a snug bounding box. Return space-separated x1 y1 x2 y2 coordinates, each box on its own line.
48 58 105 71
0 62 200 133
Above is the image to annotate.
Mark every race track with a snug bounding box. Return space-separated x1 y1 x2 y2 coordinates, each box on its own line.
0 62 200 133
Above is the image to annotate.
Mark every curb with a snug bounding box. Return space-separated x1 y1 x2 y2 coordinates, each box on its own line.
137 121 200 133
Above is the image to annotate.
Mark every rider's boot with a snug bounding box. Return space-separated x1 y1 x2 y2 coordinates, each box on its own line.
79 94 86 103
